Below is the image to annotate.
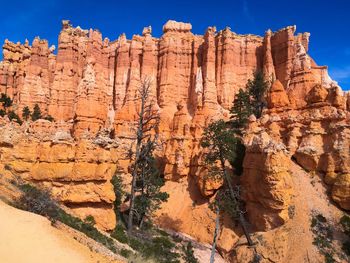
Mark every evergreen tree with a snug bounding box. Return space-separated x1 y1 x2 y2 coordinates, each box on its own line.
0 93 13 113
22 106 31 121
201 120 253 247
31 104 42 121
230 89 252 134
8 110 22 125
230 72 269 134
133 140 169 228
111 173 127 225
247 71 269 118
127 78 168 232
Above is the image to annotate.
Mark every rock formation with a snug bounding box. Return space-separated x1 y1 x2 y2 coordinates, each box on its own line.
0 20 349 260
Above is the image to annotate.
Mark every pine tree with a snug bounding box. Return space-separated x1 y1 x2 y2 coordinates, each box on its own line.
127 78 168 232
230 89 252 134
22 106 31 121
111 173 127 225
133 140 169 228
31 104 42 121
201 120 253 247
8 111 22 125
0 93 13 113
247 71 269 118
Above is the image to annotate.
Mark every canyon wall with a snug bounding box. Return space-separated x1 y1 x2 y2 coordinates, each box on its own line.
0 20 348 252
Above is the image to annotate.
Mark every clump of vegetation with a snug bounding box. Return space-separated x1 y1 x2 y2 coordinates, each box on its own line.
288 205 296 219
7 110 22 125
111 176 197 262
182 242 199 263
127 235 180 263
16 183 59 219
0 93 23 124
84 215 96 226
230 71 270 132
0 93 13 113
14 182 116 253
31 103 42 121
44 114 55 122
340 214 350 256
110 224 183 262
111 224 128 244
22 106 31 121
311 213 335 263
120 248 133 258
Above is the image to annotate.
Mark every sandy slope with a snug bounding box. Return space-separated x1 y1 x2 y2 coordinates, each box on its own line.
286 162 346 262
0 200 115 263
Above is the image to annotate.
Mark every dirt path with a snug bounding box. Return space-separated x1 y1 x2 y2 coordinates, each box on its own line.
0 200 117 263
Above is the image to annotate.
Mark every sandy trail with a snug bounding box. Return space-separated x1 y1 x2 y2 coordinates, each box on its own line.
0 200 115 263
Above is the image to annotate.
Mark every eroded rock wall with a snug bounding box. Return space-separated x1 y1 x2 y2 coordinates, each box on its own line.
241 80 350 231
0 20 348 246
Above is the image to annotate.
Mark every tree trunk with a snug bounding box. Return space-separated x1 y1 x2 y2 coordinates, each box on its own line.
127 88 146 233
220 156 254 246
127 173 136 232
210 206 220 263
239 213 254 246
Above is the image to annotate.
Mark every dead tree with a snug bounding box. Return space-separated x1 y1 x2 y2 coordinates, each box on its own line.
127 78 160 233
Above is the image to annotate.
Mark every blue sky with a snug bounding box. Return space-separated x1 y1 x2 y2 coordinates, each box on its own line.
1 0 349 89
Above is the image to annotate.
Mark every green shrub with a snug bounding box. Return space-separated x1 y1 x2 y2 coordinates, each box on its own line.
0 93 13 109
111 224 128 244
110 174 126 219
342 241 350 256
181 242 198 263
15 182 116 253
156 228 169 237
128 236 144 251
16 183 59 219
44 115 54 122
84 215 96 226
311 213 334 262
127 235 180 263
31 104 42 121
340 215 350 256
340 215 350 235
143 236 180 263
120 248 132 258
7 110 22 125
0 109 5 117
56 209 116 252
